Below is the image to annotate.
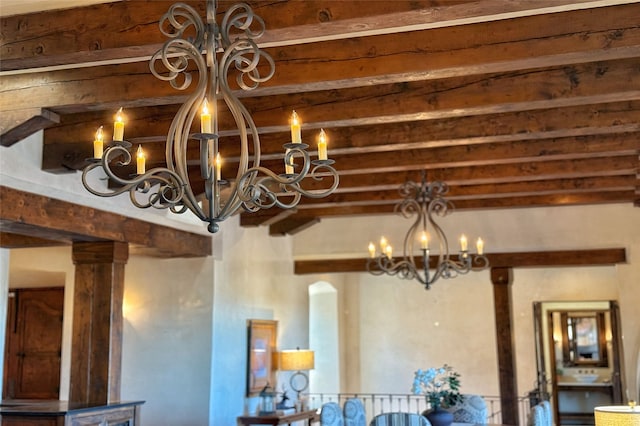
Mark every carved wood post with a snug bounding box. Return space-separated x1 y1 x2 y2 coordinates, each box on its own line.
70 241 128 404
491 267 518 425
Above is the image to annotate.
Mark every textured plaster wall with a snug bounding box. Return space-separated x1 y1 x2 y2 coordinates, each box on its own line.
293 204 640 401
6 247 215 425
209 216 316 425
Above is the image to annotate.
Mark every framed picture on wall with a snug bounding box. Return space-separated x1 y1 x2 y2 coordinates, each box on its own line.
246 319 277 396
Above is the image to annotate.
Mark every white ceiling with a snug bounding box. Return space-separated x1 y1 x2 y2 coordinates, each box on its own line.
0 0 118 16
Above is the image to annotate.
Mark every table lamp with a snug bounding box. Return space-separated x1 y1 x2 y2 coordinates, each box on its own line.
276 347 315 401
594 401 639 426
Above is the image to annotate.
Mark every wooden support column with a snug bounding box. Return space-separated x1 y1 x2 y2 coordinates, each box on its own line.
491 267 518 425
70 241 128 405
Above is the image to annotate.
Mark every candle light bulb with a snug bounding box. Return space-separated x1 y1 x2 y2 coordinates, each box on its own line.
385 244 393 259
380 236 388 251
93 126 104 158
420 231 429 250
476 237 484 255
136 145 146 175
216 152 222 180
284 149 294 175
290 110 301 143
460 234 468 251
368 242 376 258
201 99 212 134
317 129 328 160
113 107 125 141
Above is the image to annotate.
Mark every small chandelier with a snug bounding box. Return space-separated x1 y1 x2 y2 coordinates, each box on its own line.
367 172 489 289
81 0 338 233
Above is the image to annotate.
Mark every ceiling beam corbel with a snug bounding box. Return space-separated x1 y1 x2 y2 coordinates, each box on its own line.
0 108 59 146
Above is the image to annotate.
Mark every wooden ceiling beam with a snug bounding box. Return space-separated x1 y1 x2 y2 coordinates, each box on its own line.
2 1 626 72
293 248 627 275
268 217 321 237
298 175 636 205
0 231 68 249
0 186 211 258
1 107 59 146
41 99 640 156
3 6 640 113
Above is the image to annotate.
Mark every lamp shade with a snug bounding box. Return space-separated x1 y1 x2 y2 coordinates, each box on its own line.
594 405 640 426
277 349 315 371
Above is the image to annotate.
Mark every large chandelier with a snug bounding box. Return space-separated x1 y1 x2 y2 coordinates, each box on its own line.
367 173 489 289
81 0 338 233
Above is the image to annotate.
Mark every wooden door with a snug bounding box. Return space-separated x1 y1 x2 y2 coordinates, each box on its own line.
3 287 64 399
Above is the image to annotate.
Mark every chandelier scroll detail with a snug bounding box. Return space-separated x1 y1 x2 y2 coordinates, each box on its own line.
81 0 339 234
366 173 489 289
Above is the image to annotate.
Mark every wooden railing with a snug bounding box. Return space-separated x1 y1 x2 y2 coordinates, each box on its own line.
305 393 533 425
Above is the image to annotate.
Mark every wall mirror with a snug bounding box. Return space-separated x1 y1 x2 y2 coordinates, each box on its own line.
560 311 608 367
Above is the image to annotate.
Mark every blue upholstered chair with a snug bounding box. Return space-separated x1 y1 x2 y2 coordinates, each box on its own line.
344 398 366 426
321 402 345 426
369 412 431 426
448 394 488 424
539 400 552 426
528 404 545 426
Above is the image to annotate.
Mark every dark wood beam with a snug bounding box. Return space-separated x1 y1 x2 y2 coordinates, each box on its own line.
491 267 518 425
0 108 59 146
3 5 640 116
70 241 127 404
2 0 623 72
269 217 321 236
0 231 66 249
0 186 211 258
40 100 640 165
293 248 627 274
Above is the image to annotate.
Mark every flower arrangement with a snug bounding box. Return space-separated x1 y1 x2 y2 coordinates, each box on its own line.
411 364 463 410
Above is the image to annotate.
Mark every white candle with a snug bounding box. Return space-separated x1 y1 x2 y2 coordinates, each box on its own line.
368 242 376 258
460 234 468 251
113 107 125 141
136 145 145 174
201 99 212 134
93 126 104 158
380 236 387 252
420 231 428 250
317 129 328 160
476 237 484 255
215 153 222 180
290 110 301 143
284 149 294 174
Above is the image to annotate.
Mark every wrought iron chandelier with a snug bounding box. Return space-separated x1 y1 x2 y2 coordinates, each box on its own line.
367 172 489 289
82 0 338 233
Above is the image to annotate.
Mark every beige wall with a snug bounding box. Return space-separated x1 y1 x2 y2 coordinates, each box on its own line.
293 204 640 402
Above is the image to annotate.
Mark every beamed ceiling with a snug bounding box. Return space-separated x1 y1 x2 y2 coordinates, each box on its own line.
1 0 640 246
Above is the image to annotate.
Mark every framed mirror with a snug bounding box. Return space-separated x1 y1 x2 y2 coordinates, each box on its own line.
560 311 608 367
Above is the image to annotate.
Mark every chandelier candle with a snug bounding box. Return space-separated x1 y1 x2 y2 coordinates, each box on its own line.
136 146 145 175
291 110 302 143
93 126 104 159
215 153 222 181
201 99 212 134
113 108 125 141
318 129 328 160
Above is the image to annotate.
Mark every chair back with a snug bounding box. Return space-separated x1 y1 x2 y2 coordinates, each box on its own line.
369 412 431 426
528 404 545 426
321 401 345 426
539 400 552 426
448 394 488 424
344 398 366 426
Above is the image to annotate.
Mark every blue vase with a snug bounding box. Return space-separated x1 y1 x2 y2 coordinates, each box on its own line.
424 407 454 426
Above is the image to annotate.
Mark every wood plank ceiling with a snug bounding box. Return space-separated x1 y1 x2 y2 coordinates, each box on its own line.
1 0 639 240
